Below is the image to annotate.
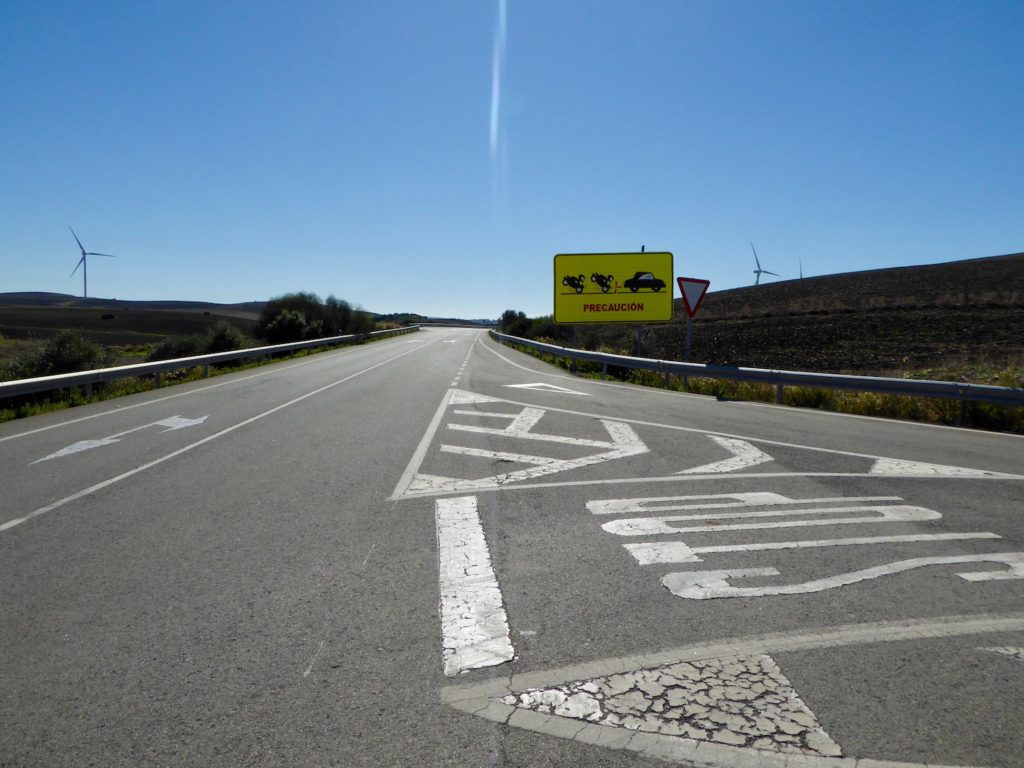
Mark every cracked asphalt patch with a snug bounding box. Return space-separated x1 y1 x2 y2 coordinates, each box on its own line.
501 653 842 757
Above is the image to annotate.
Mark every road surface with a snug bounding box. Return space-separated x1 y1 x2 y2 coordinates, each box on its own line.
2 327 1022 767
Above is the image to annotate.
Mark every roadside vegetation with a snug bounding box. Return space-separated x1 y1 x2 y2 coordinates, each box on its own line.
496 313 1024 434
0 293 396 423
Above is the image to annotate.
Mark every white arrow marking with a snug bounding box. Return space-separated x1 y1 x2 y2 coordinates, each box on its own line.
156 415 209 431
505 383 590 396
32 415 210 464
32 438 123 462
677 436 773 474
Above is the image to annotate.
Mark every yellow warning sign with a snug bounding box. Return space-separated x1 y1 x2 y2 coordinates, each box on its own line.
553 252 674 324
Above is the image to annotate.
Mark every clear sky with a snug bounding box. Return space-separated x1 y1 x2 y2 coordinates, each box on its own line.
2 1 1022 319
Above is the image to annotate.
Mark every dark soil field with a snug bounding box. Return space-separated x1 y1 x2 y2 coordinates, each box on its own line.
580 253 1024 376
0 294 260 347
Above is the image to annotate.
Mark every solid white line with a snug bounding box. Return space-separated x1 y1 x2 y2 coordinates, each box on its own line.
390 389 455 500
1 340 443 534
435 496 514 676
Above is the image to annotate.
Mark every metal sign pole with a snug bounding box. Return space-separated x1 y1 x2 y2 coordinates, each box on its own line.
684 314 692 362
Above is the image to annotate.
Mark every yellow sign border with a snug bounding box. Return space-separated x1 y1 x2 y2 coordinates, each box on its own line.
553 252 674 324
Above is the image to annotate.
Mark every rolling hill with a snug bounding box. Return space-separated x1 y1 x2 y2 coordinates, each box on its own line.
569 252 1024 375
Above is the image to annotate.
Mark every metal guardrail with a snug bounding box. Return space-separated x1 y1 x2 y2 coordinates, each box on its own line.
490 331 1024 412
0 327 418 400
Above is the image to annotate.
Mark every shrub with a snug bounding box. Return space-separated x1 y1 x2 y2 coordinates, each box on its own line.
7 330 113 378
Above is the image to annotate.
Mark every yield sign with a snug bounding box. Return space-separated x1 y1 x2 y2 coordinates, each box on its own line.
677 277 710 318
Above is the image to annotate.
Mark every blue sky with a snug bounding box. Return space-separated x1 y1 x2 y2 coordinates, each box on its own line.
2 0 1021 319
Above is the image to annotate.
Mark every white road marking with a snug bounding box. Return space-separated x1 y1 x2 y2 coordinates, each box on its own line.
479 332 1024 439
662 552 1024 599
677 435 773 474
390 390 455 500
979 646 1024 662
504 382 590 395
870 458 1001 476
393 388 1024 499
31 414 210 464
625 532 1002 565
3 341 445 534
441 445 559 466
435 496 514 676
303 640 327 678
461 389 1024 480
449 389 501 405
587 492 898 516
361 543 377 567
407 420 648 495
443 612 1024 768
601 504 940 537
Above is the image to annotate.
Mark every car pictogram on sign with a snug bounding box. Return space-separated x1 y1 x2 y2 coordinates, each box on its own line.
623 271 666 292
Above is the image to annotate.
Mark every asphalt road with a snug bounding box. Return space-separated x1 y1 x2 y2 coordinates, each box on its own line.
2 327 1022 767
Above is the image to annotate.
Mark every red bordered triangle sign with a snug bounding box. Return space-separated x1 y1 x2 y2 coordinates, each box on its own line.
676 277 710 318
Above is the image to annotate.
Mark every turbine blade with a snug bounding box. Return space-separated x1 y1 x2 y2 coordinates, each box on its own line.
750 241 761 269
70 256 85 277
69 226 86 256
765 270 780 276
86 252 117 258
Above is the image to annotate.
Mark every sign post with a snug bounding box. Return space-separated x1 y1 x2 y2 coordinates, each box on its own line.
676 277 711 362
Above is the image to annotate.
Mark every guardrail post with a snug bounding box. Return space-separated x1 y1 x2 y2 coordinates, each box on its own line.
957 397 966 427
83 382 92 399
155 372 162 388
601 363 607 381
776 384 784 404
203 364 210 378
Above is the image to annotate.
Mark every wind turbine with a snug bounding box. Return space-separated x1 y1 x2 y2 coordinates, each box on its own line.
69 227 116 298
751 242 779 286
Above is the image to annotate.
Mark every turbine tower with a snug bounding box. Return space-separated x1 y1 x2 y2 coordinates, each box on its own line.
69 227 116 298
751 242 779 286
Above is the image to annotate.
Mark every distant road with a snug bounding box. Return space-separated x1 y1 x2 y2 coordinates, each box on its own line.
2 328 1022 767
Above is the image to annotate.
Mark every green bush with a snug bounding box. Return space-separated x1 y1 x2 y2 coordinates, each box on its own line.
5 330 114 379
255 292 373 343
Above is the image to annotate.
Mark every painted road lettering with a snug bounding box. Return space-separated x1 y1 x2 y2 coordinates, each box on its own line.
590 491 1021 600
662 553 1024 599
